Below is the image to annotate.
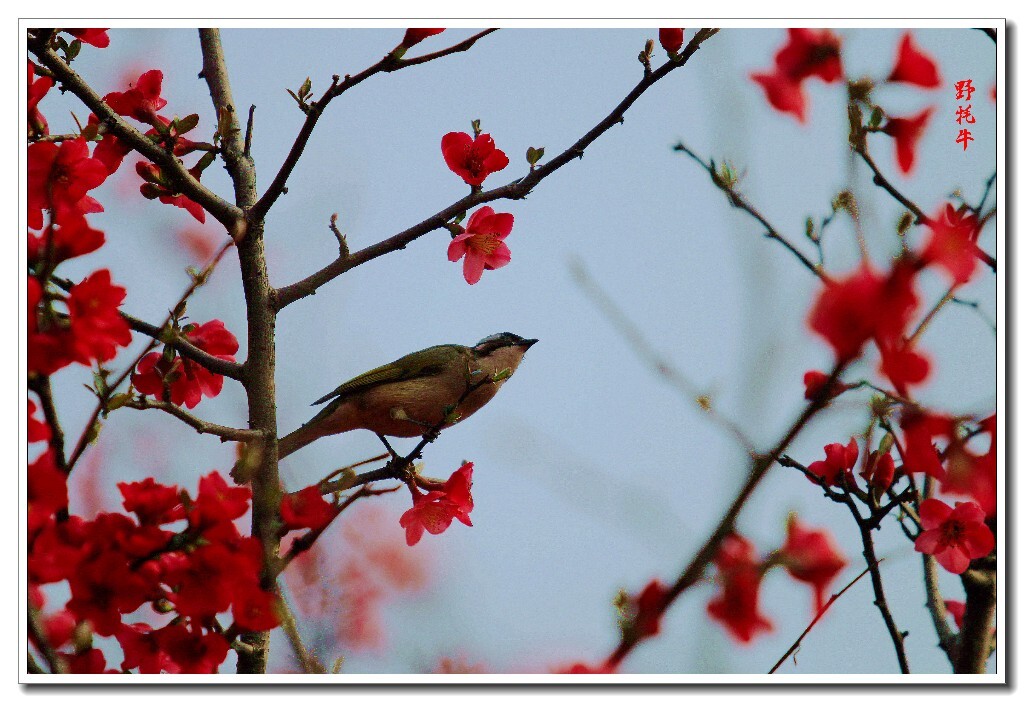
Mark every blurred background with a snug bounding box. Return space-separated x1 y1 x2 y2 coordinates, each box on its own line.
37 25 997 674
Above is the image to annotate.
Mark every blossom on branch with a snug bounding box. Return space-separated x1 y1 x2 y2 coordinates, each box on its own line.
447 206 514 285
64 28 110 48
402 28 445 48
750 28 843 122
882 107 934 175
441 131 510 186
659 29 685 55
779 514 847 612
132 319 239 409
65 269 132 365
28 61 53 137
28 399 52 443
806 438 859 486
104 69 168 126
887 32 941 88
280 486 340 532
920 203 982 285
28 213 106 265
914 499 994 574
27 137 107 230
399 463 474 546
706 533 773 643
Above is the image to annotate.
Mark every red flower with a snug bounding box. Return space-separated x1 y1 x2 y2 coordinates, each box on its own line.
86 113 133 175
750 70 808 122
132 319 239 409
860 451 896 491
447 206 514 285
28 276 75 376
921 203 982 285
441 131 510 187
882 107 934 175
66 269 133 365
802 369 850 401
28 214 106 265
659 29 685 55
806 438 859 486
28 450 68 534
629 579 670 638
402 28 445 47
104 69 167 126
116 623 180 673
914 499 995 574
774 29 843 83
877 341 931 397
232 586 280 632
706 534 773 643
155 624 231 674
808 261 919 361
887 32 941 88
779 515 847 612
944 600 966 630
119 478 185 525
899 409 949 481
399 463 474 546
188 471 251 531
939 414 996 517
28 399 52 444
66 548 155 635
27 138 107 230
750 29 843 122
64 648 116 674
280 486 340 532
28 61 53 137
65 28 110 48
136 161 208 223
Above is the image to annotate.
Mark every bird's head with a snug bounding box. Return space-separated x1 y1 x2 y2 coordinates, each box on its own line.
471 332 538 377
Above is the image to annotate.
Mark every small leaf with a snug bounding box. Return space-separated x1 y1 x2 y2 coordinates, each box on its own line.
298 77 312 100
194 150 217 173
869 106 885 129
175 113 200 135
105 392 132 412
67 39 82 60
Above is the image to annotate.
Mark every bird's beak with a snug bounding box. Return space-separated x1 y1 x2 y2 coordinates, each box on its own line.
518 338 539 349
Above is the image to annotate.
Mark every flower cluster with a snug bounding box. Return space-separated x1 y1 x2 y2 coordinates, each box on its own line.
132 320 239 409
706 517 847 643
750 28 844 122
29 470 278 673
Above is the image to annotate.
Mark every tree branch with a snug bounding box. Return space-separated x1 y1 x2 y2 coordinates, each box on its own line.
956 564 997 673
673 140 825 280
28 377 69 474
250 29 499 221
27 40 243 229
274 29 721 310
125 397 262 441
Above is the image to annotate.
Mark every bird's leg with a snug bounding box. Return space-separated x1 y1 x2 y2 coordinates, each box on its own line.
376 433 399 460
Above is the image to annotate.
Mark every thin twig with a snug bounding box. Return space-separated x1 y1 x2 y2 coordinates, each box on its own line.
855 143 932 226
28 603 66 674
274 29 721 310
251 29 499 221
275 584 326 673
125 397 262 441
569 257 757 455
769 565 872 673
673 140 824 280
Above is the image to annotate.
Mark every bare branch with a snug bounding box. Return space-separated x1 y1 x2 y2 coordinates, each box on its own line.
121 312 244 380
125 397 262 441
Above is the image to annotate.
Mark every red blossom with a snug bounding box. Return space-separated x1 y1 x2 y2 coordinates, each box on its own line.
887 32 941 88
27 138 107 230
944 600 966 630
774 28 844 83
87 113 133 175
65 28 111 48
104 69 167 126
119 478 186 525
750 70 808 122
28 214 106 265
132 319 239 409
629 579 670 639
116 623 180 673
447 206 514 285
28 61 53 137
914 499 994 574
66 269 133 365
136 161 208 223
28 399 52 443
232 586 280 632
280 486 340 532
706 533 773 643
860 451 897 491
806 438 859 486
779 515 848 612
402 28 445 47
659 28 685 55
808 261 919 361
155 624 231 674
66 548 156 636
441 131 510 187
64 648 116 674
939 414 996 516
28 450 68 534
877 341 931 397
188 471 251 531
899 409 949 481
399 463 474 546
882 107 934 175
921 203 982 285
802 369 849 401
28 276 75 376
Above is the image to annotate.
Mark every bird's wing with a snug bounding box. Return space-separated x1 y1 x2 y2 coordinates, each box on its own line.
310 345 461 406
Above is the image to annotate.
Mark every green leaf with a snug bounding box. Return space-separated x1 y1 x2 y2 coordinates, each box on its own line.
869 106 884 129
105 392 132 412
67 39 82 60
194 150 217 173
298 77 312 100
175 113 200 135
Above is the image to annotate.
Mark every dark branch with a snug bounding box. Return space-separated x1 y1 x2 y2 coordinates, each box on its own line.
122 311 244 380
125 397 262 441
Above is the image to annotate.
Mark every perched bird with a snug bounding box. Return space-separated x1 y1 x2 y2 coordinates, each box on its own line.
278 333 538 459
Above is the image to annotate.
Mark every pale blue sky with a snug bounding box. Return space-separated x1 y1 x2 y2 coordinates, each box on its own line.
38 26 997 674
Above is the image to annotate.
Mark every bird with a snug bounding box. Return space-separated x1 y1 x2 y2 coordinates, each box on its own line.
277 332 538 459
